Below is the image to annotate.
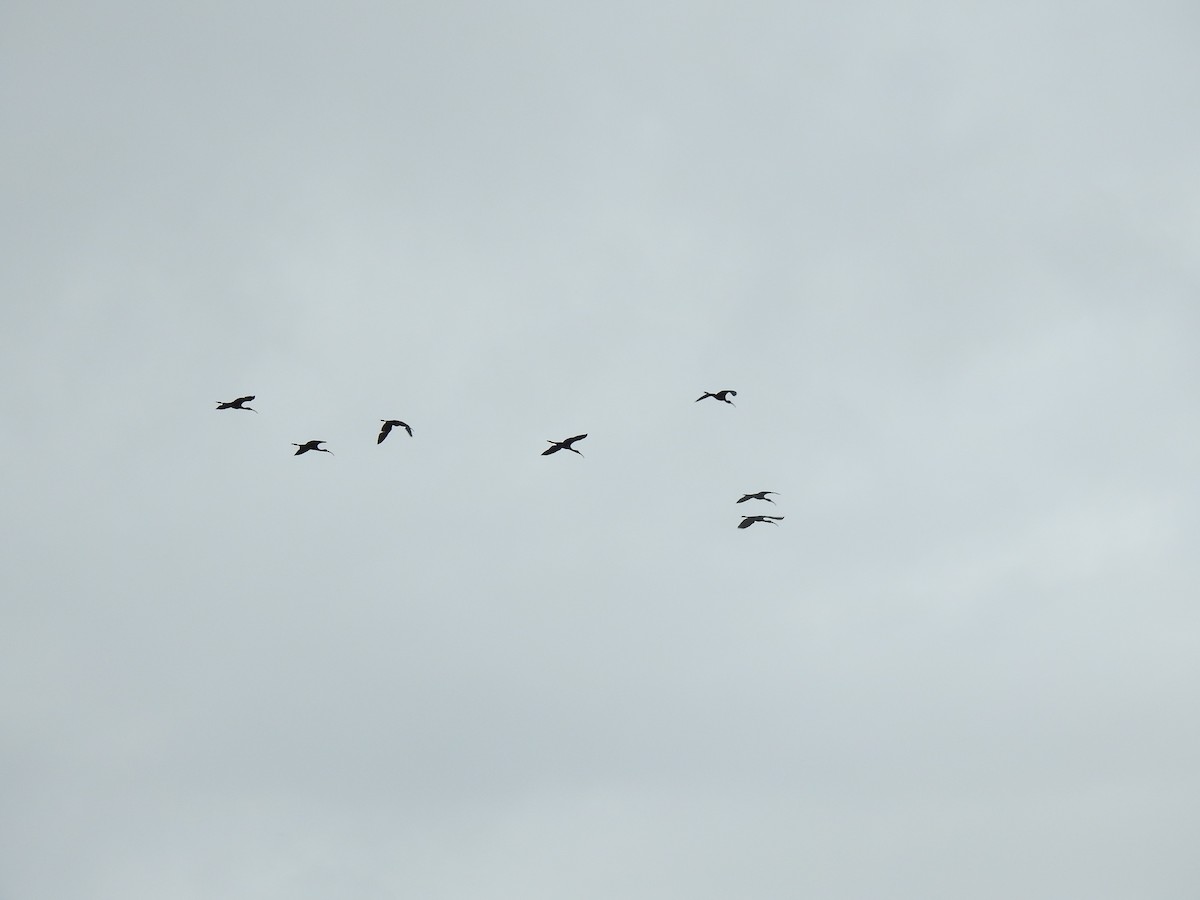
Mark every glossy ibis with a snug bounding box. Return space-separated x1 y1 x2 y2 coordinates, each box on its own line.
292 440 333 456
696 390 737 405
377 420 413 444
737 491 779 504
542 434 587 457
216 395 257 412
738 515 783 529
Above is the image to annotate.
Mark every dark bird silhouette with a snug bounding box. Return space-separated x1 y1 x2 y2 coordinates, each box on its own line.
292 440 333 456
542 434 587 457
377 420 413 444
696 389 737 405
738 515 784 529
216 395 257 412
737 491 779 504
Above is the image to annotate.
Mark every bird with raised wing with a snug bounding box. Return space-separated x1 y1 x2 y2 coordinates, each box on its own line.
216 395 257 412
542 434 587 457
292 440 333 456
696 390 737 405
377 420 413 444
738 515 783 529
737 491 779 504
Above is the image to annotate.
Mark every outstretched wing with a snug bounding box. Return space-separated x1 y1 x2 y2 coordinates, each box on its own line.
377 422 393 443
737 518 754 528
563 433 588 447
237 395 255 404
695 393 711 402
736 495 751 503
400 422 412 436
541 444 561 455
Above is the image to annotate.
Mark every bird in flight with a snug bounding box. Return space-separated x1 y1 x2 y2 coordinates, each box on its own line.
216 395 257 412
377 420 413 444
542 434 587 457
696 390 737 405
737 491 779 504
738 515 784 529
292 440 333 456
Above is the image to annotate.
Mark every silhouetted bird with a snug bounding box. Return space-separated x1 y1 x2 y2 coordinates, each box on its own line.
542 434 587 457
292 440 333 456
377 420 412 444
696 390 737 405
216 395 257 412
738 515 783 529
737 491 779 504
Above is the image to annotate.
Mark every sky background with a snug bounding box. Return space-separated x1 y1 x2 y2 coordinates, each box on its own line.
3 1 1199 897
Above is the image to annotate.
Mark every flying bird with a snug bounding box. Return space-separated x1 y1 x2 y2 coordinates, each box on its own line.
738 515 784 529
696 390 737 405
377 420 413 444
737 491 779 504
292 440 333 456
216 395 257 412
542 434 587 457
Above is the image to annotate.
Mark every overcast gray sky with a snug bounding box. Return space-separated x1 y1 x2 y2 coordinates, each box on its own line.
3 1 1199 897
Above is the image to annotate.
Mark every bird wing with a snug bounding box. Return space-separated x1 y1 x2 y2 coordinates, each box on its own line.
541 445 561 455
377 422 393 443
736 495 751 503
737 518 754 528
695 393 711 402
238 396 255 403
401 422 412 436
564 433 587 446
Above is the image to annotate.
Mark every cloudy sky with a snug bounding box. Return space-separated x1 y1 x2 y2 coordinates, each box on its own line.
3 0 1199 897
